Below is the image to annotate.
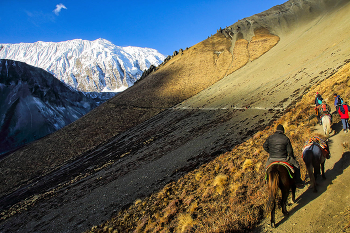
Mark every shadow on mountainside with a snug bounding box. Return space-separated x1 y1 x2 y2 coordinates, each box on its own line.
0 107 282 233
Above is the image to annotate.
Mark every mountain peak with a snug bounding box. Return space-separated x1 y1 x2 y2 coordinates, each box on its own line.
0 39 166 92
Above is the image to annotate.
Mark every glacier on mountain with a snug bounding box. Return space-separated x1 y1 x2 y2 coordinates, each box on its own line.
0 38 166 92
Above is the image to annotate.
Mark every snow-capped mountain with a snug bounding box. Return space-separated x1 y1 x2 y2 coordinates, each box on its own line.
0 39 166 92
0 59 106 155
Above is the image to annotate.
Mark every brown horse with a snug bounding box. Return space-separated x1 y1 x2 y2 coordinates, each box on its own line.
267 164 296 228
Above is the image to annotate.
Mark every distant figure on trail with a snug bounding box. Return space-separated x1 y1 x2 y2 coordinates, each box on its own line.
334 93 343 112
263 124 304 188
315 92 323 106
314 92 323 118
338 101 350 133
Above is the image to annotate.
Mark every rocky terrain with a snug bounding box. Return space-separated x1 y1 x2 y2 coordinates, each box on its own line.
1 0 350 232
0 59 107 155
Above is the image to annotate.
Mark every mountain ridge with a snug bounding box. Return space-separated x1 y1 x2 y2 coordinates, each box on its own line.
0 38 166 92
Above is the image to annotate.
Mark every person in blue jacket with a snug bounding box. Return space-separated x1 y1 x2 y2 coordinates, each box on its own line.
334 93 343 112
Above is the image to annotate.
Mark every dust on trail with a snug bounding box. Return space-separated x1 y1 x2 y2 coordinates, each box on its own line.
255 114 350 233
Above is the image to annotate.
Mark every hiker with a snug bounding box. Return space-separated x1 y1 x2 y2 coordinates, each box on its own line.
314 92 323 117
334 93 343 112
315 92 323 106
263 124 304 188
338 101 350 133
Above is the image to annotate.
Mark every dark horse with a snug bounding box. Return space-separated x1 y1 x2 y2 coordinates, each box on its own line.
302 140 330 192
267 163 296 228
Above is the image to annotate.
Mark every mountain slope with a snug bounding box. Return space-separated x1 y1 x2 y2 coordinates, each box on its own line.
0 59 104 155
1 0 350 232
0 39 166 92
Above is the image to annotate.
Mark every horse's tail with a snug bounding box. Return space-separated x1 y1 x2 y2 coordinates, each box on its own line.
267 168 279 212
303 149 317 189
303 149 313 167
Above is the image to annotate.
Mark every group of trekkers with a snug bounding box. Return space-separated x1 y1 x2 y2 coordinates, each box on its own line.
263 92 349 188
315 92 350 132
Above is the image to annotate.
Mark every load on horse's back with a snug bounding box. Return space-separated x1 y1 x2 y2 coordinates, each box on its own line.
302 136 330 192
318 101 331 116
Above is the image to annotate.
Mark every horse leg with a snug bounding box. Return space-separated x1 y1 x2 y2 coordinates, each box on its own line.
281 187 289 216
271 199 276 228
322 119 327 136
268 171 278 228
291 184 296 203
307 165 317 192
314 162 321 181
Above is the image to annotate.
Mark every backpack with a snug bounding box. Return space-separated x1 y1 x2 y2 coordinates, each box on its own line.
338 96 344 104
340 105 346 114
321 104 328 112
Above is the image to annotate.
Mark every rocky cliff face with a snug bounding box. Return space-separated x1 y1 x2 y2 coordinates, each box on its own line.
0 59 105 155
0 39 166 92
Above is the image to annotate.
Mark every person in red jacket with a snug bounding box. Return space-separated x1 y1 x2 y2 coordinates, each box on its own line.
337 102 350 133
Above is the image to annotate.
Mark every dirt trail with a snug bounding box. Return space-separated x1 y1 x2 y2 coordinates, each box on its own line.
255 113 350 232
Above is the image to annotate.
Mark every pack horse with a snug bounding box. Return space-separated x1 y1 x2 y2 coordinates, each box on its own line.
302 136 330 192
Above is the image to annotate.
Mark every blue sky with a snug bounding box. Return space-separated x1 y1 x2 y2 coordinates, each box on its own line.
0 1 287 56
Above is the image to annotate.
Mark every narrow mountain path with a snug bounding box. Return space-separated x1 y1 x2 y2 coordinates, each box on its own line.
173 106 285 111
255 115 350 232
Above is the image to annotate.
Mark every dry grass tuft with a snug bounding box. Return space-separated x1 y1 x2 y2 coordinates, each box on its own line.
242 159 253 170
213 174 228 195
177 213 196 233
134 199 142 206
194 171 202 181
342 142 350 152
